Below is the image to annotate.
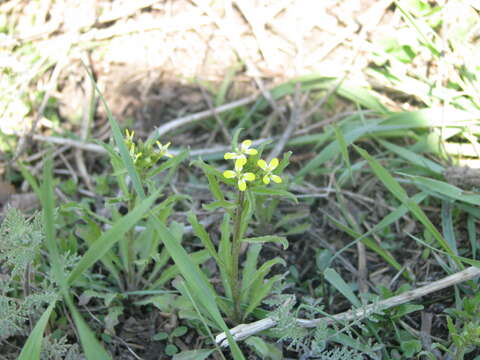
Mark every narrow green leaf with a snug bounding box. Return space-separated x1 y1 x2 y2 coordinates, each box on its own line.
274 210 309 229
83 64 145 199
173 349 215 360
409 234 480 269
296 108 477 179
243 275 283 320
407 174 480 206
40 156 111 359
242 257 285 298
68 188 161 284
40 156 64 285
327 192 426 281
77 219 122 288
241 244 262 304
18 301 57 360
192 159 225 178
187 211 221 265
242 236 288 250
327 214 403 272
467 214 477 260
441 201 458 256
151 250 211 289
324 268 361 307
378 140 444 174
66 297 112 359
394 0 441 56
296 122 380 178
354 146 459 265
203 200 236 212
153 221 245 359
245 336 283 360
219 214 233 299
18 162 40 195
283 223 311 236
333 125 353 182
250 187 297 203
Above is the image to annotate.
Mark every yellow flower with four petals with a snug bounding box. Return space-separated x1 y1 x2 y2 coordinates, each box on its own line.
223 158 256 191
156 141 174 158
224 140 258 168
257 158 282 184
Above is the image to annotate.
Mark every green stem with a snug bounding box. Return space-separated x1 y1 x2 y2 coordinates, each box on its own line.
127 229 135 289
231 190 245 323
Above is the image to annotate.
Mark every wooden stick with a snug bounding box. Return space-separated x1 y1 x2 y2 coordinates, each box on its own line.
215 266 480 347
149 93 259 140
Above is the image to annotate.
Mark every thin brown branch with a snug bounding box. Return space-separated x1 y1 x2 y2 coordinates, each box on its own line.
216 266 480 346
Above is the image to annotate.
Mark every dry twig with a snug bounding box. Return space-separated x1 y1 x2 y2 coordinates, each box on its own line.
215 266 480 346
149 92 259 140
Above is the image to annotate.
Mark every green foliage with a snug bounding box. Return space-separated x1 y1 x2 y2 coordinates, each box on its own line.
0 209 57 341
264 294 379 358
190 139 292 323
0 208 43 277
443 293 480 359
5 3 480 357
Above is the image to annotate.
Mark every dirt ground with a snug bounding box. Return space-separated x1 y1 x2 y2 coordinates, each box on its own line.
2 0 397 140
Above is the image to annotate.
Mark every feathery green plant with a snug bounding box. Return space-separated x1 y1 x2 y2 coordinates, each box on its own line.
0 208 57 341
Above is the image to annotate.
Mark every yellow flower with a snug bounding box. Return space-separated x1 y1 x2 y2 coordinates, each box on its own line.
156 141 174 158
223 159 256 191
224 140 258 167
125 129 135 142
257 158 282 184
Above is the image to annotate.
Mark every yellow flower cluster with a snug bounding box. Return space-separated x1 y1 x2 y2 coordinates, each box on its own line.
124 129 174 166
223 140 282 191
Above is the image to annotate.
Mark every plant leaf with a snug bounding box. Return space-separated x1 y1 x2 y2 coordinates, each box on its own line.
18 301 57 360
242 236 288 250
68 188 161 284
324 268 361 307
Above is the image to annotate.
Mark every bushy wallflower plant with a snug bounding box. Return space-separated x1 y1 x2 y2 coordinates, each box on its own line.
124 129 174 175
191 133 295 323
84 129 189 292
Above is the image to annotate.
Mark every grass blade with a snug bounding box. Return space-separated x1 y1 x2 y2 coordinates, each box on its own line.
441 201 458 256
327 214 403 272
83 64 145 200
68 188 161 284
378 139 444 174
324 268 361 307
40 156 111 359
153 221 245 359
354 145 460 267
241 235 288 250
18 301 57 360
406 174 480 206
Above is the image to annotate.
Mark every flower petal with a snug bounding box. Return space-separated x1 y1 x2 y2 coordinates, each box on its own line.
246 148 258 155
269 158 279 170
243 172 255 181
257 159 267 170
271 175 282 183
238 179 247 191
263 175 270 184
234 157 247 171
223 170 236 179
241 140 252 149
224 152 238 160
